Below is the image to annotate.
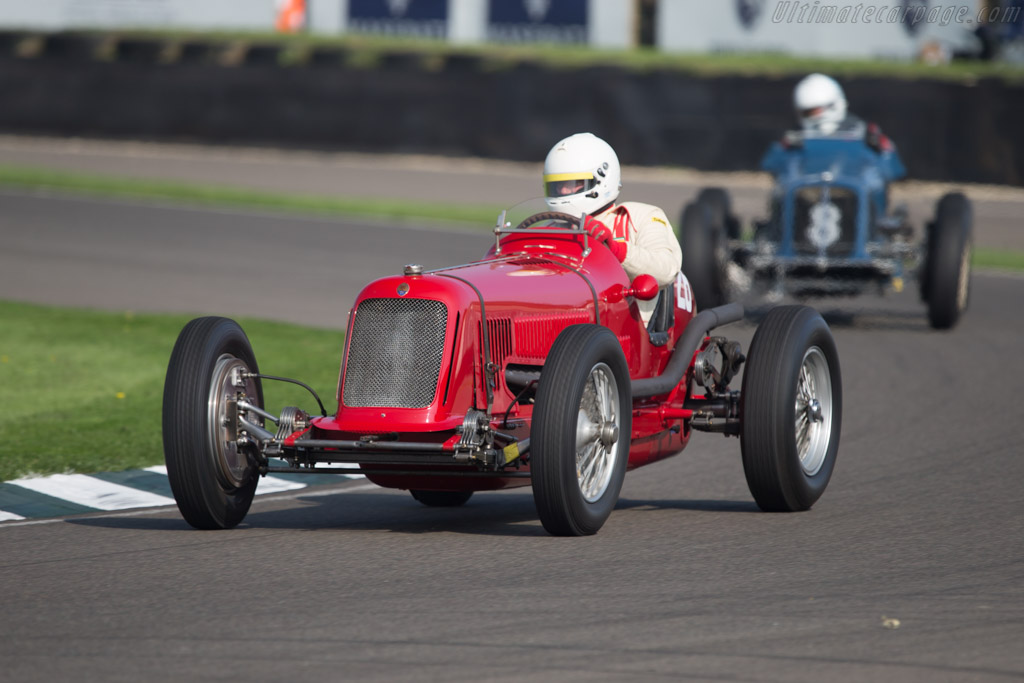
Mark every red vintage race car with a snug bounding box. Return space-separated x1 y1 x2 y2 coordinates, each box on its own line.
162 200 843 536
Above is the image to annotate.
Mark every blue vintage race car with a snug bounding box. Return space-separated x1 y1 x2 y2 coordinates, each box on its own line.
679 131 973 329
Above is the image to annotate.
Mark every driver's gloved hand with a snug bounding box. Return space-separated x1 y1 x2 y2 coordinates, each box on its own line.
583 216 627 262
583 215 612 243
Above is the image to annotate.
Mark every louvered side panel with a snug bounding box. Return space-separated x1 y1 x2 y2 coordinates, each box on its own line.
513 313 592 361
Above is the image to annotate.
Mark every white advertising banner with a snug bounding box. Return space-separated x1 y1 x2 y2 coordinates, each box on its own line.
0 0 634 48
0 0 276 32
657 0 982 59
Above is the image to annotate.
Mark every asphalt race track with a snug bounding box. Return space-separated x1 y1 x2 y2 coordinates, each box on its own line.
0 190 483 328
1 171 1023 679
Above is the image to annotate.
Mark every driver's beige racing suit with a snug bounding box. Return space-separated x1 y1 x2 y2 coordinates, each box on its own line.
592 201 683 323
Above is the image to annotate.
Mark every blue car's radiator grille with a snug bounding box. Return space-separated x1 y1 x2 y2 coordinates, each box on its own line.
793 186 859 256
343 298 448 408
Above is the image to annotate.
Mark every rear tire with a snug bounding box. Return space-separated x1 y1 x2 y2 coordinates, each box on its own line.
679 200 729 311
163 317 263 530
531 325 631 536
740 306 842 512
923 192 972 330
411 490 473 507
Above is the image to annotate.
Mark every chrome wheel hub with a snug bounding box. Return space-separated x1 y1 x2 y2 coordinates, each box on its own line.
807 398 823 423
795 347 833 477
574 362 621 503
208 354 259 488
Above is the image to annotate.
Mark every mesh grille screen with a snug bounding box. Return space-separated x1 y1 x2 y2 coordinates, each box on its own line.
343 298 448 408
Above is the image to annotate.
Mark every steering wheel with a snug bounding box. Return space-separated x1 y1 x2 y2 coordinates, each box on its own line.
513 211 581 232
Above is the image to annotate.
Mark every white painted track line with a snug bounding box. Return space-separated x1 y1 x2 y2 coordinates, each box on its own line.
150 463 309 492
8 474 175 511
255 476 306 493
0 482 378 528
1 463 362 524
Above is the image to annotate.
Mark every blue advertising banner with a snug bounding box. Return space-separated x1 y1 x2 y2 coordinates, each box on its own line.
348 0 448 38
487 0 588 43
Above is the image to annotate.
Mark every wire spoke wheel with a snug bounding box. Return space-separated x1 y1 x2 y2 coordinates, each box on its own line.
794 347 833 477
575 363 620 502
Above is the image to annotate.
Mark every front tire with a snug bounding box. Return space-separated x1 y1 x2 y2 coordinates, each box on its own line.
923 192 972 330
531 325 632 536
740 306 842 512
163 317 264 530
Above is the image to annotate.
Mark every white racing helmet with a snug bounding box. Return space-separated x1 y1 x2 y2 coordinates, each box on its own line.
793 73 848 135
543 132 621 216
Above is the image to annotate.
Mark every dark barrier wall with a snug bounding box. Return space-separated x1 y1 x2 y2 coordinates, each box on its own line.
1 44 1021 185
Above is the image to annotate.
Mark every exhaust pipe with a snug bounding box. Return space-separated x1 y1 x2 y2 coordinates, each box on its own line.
630 302 744 399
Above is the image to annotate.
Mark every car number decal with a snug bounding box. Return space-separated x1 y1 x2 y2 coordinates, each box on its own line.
675 272 693 313
808 201 842 249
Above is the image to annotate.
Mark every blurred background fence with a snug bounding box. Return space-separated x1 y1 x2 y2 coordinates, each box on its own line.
1 0 1022 185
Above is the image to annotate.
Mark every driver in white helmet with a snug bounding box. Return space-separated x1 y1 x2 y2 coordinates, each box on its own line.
791 72 894 152
543 132 682 323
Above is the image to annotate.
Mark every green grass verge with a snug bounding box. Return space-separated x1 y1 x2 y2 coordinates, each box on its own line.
0 300 344 482
0 165 502 227
1 164 1022 271
974 247 1024 271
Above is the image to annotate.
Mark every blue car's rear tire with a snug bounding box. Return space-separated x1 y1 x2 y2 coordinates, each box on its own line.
679 200 729 311
697 187 742 240
923 192 972 330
